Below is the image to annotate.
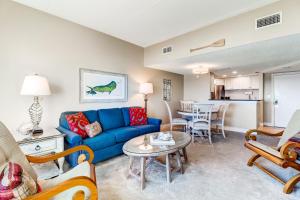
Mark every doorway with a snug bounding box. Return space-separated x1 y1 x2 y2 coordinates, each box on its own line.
273 72 300 127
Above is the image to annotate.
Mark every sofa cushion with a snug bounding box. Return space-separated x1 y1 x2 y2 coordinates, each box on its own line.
60 110 99 130
82 110 99 124
129 107 147 126
132 124 159 135
98 108 125 131
83 132 116 151
105 127 140 143
65 112 90 139
85 121 102 138
121 107 130 126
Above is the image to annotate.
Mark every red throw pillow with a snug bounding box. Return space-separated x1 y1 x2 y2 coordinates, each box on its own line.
129 107 147 126
66 112 89 138
0 162 37 200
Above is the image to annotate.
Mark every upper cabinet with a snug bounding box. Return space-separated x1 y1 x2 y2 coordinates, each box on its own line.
224 74 262 90
249 75 260 89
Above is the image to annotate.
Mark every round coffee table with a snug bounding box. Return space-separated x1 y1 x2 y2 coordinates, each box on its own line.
123 131 191 190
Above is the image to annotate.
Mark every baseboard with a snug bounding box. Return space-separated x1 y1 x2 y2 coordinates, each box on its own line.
162 123 247 134
224 126 248 133
263 122 273 126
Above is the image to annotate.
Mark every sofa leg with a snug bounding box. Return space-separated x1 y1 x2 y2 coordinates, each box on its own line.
247 154 261 167
283 173 300 194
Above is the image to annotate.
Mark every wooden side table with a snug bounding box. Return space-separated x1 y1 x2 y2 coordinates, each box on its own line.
12 129 65 178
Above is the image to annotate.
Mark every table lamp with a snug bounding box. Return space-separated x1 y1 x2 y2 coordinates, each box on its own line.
139 83 153 113
21 74 51 134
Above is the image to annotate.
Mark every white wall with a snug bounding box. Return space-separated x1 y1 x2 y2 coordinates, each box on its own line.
0 0 183 130
184 74 211 101
144 0 300 67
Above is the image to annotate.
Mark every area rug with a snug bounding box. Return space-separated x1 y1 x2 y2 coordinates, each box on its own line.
95 132 300 200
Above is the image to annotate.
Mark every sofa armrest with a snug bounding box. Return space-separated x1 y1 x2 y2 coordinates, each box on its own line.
148 118 162 126
57 126 82 145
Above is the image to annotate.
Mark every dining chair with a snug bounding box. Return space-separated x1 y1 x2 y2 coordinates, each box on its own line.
211 103 230 138
180 101 194 112
164 100 188 131
188 103 213 144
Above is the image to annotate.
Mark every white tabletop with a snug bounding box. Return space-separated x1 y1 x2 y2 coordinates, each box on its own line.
123 131 191 157
12 128 63 144
177 107 219 116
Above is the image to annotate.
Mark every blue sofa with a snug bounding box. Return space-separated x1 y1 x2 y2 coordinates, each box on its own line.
57 107 162 167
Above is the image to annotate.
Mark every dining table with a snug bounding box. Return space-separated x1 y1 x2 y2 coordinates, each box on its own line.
177 106 219 117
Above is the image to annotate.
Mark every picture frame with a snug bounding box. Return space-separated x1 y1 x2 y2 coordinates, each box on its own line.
163 79 171 101
80 68 128 103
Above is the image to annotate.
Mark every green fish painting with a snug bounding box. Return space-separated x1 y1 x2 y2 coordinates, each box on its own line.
86 81 117 95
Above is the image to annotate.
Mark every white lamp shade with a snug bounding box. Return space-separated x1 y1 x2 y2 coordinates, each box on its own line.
139 83 153 94
21 75 51 96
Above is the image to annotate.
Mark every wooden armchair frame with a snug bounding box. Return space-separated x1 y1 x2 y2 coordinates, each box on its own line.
25 145 98 200
245 128 300 194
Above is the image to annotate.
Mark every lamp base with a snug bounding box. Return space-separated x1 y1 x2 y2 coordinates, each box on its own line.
30 127 43 136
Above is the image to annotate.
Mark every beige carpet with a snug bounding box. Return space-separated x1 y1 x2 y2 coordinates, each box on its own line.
95 132 300 200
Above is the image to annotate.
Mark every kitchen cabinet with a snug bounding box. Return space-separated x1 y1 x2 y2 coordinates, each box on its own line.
224 75 261 90
249 75 259 89
225 78 232 90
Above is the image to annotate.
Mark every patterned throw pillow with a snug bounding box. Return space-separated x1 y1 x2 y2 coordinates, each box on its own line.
66 112 90 138
0 162 37 200
85 121 102 138
129 107 147 126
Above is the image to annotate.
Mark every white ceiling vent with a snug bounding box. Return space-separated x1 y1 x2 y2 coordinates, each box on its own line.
256 12 282 29
162 46 172 54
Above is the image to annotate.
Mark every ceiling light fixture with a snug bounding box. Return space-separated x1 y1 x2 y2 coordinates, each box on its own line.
192 67 209 75
192 67 209 78
232 71 237 74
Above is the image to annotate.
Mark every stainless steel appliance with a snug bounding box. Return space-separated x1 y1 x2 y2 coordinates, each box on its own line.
214 85 225 100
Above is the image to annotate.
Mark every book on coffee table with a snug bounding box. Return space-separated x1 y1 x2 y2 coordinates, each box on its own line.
150 132 175 146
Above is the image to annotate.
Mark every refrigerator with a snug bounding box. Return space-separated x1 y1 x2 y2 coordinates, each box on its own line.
214 85 225 100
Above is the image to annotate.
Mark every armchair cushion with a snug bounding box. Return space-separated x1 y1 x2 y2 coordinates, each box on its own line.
289 136 300 161
40 161 92 200
248 140 282 158
0 122 37 182
0 162 37 199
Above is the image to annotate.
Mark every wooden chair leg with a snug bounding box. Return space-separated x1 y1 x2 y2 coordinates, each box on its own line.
247 154 261 166
283 173 300 194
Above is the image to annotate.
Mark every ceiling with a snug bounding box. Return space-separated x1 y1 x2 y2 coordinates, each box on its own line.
14 0 278 47
149 34 300 76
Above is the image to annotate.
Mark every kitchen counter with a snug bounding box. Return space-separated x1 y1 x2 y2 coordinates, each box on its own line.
209 99 262 101
208 99 263 131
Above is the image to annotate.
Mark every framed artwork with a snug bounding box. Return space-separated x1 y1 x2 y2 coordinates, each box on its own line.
163 79 171 101
80 68 128 103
